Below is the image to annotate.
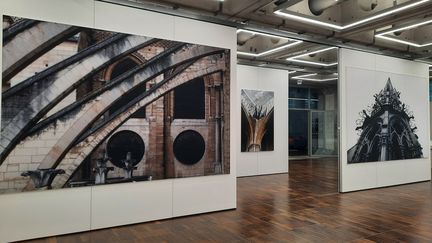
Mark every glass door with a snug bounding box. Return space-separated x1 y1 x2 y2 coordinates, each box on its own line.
289 109 309 156
310 110 338 156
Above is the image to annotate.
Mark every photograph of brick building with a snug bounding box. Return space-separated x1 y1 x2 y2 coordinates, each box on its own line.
0 15 230 194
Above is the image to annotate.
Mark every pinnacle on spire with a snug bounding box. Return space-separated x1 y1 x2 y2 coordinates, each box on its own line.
383 78 394 93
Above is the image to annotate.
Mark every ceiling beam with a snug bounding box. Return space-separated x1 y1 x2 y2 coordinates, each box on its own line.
96 0 426 61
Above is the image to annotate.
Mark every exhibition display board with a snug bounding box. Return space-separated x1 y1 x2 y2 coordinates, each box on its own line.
0 0 237 242
237 65 289 177
339 48 431 192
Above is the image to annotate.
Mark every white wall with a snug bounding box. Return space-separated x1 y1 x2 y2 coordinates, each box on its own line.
339 48 431 192
0 1 237 242
237 65 289 177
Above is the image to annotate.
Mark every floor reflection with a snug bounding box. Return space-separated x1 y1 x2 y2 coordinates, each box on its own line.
23 158 432 243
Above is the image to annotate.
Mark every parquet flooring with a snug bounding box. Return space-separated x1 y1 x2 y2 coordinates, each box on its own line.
22 158 432 243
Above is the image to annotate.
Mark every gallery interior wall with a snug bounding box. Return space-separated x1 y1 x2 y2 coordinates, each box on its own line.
0 0 237 242
339 48 431 192
237 65 289 177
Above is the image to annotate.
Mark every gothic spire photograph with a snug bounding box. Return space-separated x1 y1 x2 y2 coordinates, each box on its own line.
347 78 423 163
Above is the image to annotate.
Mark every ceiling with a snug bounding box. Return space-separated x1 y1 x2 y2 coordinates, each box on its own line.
104 0 432 82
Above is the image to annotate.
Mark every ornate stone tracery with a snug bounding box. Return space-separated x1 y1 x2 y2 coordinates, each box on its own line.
348 78 423 163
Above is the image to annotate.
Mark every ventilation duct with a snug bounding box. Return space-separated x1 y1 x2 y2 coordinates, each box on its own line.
270 38 281 44
358 0 378 11
237 32 254 46
308 0 347 16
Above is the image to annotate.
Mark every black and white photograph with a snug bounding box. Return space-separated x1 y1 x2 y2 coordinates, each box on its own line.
0 15 231 194
241 89 274 152
346 67 428 163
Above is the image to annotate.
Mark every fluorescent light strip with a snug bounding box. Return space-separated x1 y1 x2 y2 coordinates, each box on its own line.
292 73 338 81
286 47 338 66
376 35 432 48
299 77 338 81
237 29 303 57
274 10 343 30
292 73 318 79
344 0 430 29
257 41 303 56
288 47 337 59
237 51 260 57
378 19 432 36
288 59 338 66
237 41 303 57
275 0 430 30
237 29 291 40
375 18 432 47
288 71 297 74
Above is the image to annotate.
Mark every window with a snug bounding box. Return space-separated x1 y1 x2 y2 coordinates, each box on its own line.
109 58 146 118
289 87 322 110
174 77 205 119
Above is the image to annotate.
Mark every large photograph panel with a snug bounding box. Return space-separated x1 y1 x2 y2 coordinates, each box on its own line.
240 89 274 152
346 67 427 164
0 15 230 194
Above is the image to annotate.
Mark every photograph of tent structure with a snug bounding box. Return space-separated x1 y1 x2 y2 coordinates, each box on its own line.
241 89 274 152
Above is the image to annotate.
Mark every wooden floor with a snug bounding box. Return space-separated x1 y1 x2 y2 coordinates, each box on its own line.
23 158 432 243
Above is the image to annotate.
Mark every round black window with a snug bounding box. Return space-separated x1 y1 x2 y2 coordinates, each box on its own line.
173 130 205 165
107 130 145 168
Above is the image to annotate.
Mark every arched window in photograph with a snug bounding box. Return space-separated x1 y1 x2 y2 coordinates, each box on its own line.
108 57 146 119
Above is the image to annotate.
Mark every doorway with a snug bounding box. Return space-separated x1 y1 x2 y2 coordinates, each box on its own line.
288 110 308 156
288 86 338 157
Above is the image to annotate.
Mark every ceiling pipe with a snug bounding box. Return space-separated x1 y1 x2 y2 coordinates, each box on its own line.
96 0 423 61
308 0 348 16
357 0 378 11
237 32 254 45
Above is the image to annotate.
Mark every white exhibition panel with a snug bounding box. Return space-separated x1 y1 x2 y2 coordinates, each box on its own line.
257 68 289 175
0 1 95 242
0 0 94 28
172 174 236 217
0 187 92 243
94 2 175 40
236 65 259 176
93 1 237 228
0 1 237 241
172 15 237 217
91 180 173 230
237 65 289 177
339 48 431 192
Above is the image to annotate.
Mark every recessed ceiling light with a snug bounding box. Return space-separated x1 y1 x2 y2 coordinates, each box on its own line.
274 0 430 31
